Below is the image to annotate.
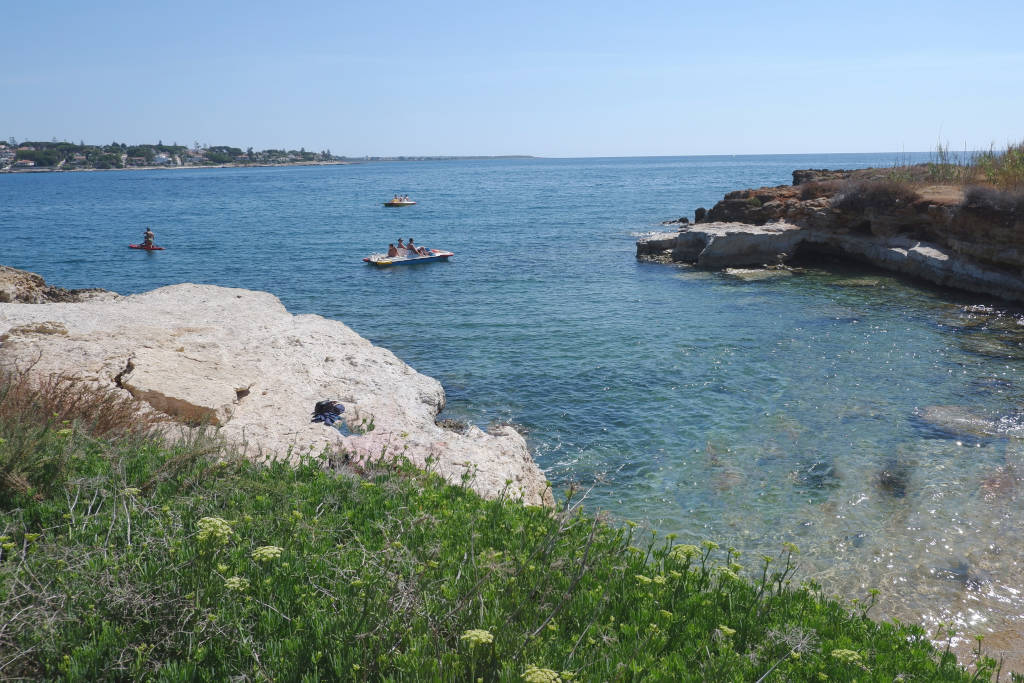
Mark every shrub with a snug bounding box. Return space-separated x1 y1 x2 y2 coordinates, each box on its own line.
832 180 919 214
0 368 161 500
962 185 1024 219
798 180 842 200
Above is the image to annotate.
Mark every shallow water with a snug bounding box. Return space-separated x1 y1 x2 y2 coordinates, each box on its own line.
3 154 1024 664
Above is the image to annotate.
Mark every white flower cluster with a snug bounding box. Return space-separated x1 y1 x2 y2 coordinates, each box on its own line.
251 545 283 562
668 544 701 563
224 576 250 592
197 517 233 545
460 629 494 647
522 666 564 683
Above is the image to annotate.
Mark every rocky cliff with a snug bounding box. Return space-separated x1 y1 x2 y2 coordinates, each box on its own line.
637 168 1024 301
0 267 552 506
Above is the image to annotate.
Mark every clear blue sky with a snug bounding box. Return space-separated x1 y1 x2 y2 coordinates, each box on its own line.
4 0 1022 157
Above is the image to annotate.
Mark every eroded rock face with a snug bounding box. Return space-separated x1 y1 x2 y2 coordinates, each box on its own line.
637 221 1024 301
0 282 553 506
640 168 1024 302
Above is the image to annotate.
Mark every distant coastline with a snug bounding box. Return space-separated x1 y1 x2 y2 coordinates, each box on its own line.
1 160 356 174
0 156 536 174
0 138 534 174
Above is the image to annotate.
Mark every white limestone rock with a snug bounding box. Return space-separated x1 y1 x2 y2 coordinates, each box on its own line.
691 222 806 268
0 283 553 506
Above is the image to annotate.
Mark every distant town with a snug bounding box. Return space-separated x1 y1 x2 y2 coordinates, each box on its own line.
0 138 532 172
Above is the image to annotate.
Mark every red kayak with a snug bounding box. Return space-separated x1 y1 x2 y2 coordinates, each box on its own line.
129 244 165 251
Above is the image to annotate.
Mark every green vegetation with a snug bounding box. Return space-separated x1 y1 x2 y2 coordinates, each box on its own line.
0 369 1009 680
0 139 338 170
884 141 1024 192
973 142 1024 191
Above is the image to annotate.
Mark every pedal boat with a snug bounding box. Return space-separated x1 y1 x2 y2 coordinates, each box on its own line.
383 198 417 207
363 249 453 266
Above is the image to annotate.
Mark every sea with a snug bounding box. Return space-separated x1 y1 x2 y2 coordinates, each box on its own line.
3 153 1024 661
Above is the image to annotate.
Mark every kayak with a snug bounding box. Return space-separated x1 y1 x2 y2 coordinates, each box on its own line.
129 244 165 251
363 249 453 266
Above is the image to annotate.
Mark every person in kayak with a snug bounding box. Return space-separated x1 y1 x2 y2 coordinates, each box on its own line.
143 228 155 247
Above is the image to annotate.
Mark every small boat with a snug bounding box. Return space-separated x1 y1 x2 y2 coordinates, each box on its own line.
383 197 417 207
129 244 165 251
363 249 453 267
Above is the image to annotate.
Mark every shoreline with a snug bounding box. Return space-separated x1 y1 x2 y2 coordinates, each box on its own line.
0 160 358 174
0 155 537 175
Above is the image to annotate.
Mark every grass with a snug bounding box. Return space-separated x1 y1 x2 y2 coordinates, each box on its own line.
968 142 1024 191
0 370 1014 680
881 140 1024 193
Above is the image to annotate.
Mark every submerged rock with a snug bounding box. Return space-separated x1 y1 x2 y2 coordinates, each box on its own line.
0 280 553 506
916 405 997 439
792 460 839 489
877 458 910 498
831 278 881 288
957 333 1024 360
723 268 794 281
931 559 993 591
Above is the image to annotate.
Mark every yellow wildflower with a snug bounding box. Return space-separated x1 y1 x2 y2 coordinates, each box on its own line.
460 629 494 647
830 649 862 664
251 545 283 562
224 576 250 591
668 544 700 562
197 517 232 545
522 666 561 683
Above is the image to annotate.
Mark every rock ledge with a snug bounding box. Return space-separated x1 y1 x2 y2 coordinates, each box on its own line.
0 273 552 506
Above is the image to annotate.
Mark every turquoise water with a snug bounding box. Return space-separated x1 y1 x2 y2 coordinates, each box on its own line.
4 155 1024 656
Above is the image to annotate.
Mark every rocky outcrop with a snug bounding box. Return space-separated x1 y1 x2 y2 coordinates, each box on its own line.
638 221 1024 301
0 276 553 506
791 169 853 185
639 167 1024 302
0 265 116 303
667 222 803 268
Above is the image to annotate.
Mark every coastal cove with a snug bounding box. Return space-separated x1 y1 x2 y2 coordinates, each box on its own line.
4 154 1024 666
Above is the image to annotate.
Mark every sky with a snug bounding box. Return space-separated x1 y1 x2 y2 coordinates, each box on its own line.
3 0 1023 157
